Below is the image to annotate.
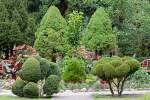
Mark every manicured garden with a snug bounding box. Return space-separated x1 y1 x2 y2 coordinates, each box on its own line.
0 0 150 100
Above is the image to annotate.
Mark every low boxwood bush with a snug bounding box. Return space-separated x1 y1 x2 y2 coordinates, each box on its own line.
12 56 61 98
49 62 61 77
18 57 41 82
12 80 26 97
62 57 86 83
35 56 61 79
23 82 39 98
43 75 60 97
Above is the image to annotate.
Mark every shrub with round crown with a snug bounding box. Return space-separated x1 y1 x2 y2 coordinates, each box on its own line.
23 82 39 98
12 80 26 97
43 75 60 97
93 56 140 96
18 57 41 82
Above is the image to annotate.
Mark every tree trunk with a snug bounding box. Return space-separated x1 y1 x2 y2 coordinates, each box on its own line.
4 47 9 59
108 81 114 96
119 78 126 96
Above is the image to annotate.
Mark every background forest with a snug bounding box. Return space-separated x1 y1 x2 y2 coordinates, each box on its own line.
0 0 150 59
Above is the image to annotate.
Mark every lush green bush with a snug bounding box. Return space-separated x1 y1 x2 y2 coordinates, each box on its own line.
18 57 41 82
12 80 26 97
67 11 84 47
23 82 39 98
43 75 60 97
35 56 51 79
35 56 61 78
127 68 150 88
49 62 61 77
93 56 140 96
62 57 86 83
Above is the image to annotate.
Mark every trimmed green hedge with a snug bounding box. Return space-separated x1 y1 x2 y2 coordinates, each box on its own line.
43 75 60 97
12 80 26 97
18 57 41 82
23 82 39 98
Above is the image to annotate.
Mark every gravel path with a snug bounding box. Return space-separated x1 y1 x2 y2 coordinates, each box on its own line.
1 89 150 100
52 92 94 100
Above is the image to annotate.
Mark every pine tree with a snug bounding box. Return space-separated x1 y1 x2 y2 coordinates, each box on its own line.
34 6 68 60
0 0 36 58
0 0 21 58
82 7 116 54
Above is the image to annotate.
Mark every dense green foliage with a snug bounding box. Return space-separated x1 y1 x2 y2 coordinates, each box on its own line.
0 0 149 58
12 80 26 97
34 6 68 60
34 56 51 79
62 57 86 83
110 0 150 56
82 7 116 54
18 57 41 82
67 11 84 47
128 69 150 88
23 82 39 98
0 0 36 58
35 56 60 78
43 75 60 97
12 56 60 98
49 62 61 77
93 56 140 96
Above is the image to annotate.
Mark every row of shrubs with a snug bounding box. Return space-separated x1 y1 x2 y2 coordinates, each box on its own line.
12 55 142 97
12 56 60 98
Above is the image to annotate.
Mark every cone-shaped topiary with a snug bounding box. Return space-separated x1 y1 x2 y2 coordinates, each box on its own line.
82 7 116 52
34 6 68 59
23 82 39 98
12 80 26 97
93 56 140 96
35 6 67 37
18 57 41 82
43 75 60 97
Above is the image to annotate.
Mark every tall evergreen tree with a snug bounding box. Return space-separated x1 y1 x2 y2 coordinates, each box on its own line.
0 0 35 58
34 6 68 61
82 7 116 55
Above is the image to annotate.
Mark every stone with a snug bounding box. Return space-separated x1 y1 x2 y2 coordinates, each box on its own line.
80 88 87 92
73 89 80 93
65 90 72 93
88 88 96 92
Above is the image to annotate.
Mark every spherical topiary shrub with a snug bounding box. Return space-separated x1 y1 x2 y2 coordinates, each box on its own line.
23 82 39 98
62 57 86 83
34 56 61 79
43 75 60 97
18 57 41 82
93 56 140 96
48 62 61 77
12 80 26 97
34 56 51 79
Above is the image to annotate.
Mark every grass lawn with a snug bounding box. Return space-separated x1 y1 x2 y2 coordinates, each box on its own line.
0 96 50 100
95 98 150 100
94 94 150 100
